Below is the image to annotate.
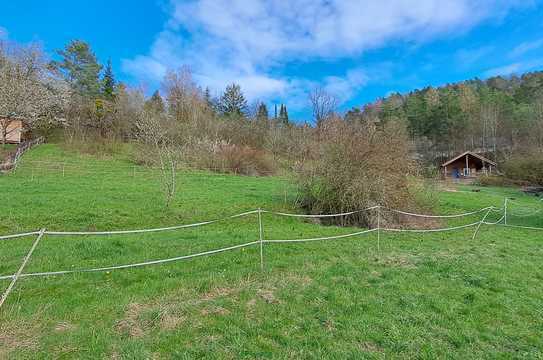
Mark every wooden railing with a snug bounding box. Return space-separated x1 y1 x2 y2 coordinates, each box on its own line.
0 137 45 171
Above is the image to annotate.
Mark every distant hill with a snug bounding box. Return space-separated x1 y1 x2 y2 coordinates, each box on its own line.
345 71 543 165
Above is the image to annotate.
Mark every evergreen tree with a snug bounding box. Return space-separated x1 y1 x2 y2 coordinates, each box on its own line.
101 59 116 100
51 40 102 98
279 104 289 126
203 86 216 112
145 90 165 113
218 83 248 117
257 102 269 121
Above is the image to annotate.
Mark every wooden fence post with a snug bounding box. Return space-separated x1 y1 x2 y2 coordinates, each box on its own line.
258 209 264 271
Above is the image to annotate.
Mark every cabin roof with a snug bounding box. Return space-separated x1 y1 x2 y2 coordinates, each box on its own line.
441 151 497 167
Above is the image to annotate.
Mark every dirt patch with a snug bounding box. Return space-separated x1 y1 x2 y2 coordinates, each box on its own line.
201 287 233 301
200 306 230 316
258 289 281 304
378 255 417 269
160 312 185 331
115 303 149 338
359 341 384 353
0 321 40 356
54 321 77 333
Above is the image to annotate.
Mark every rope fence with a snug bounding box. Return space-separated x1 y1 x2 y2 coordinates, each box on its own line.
0 199 541 309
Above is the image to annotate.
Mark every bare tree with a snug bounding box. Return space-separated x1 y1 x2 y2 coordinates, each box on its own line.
162 66 203 123
309 86 338 127
0 41 69 145
135 110 180 207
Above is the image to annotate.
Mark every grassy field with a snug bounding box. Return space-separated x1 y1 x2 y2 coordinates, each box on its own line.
1 144 542 359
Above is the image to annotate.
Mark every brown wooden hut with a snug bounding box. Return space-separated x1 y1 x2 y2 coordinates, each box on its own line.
441 151 497 179
0 117 30 144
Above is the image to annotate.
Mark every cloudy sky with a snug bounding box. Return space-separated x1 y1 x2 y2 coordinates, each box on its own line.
2 0 543 120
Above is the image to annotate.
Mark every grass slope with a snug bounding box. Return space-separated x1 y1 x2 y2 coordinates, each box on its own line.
0 144 542 359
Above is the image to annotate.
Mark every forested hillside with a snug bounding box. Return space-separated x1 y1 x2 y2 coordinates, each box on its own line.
346 71 543 165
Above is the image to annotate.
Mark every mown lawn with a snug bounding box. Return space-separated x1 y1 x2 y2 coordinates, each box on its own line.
1 144 542 359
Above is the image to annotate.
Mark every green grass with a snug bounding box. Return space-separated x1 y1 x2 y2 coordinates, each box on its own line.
1 144 542 359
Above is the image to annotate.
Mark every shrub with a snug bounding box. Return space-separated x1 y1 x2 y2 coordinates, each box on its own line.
474 175 513 187
297 118 419 227
503 153 543 186
215 144 275 176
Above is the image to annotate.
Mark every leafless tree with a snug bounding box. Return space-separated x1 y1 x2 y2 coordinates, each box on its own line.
162 66 204 123
0 41 69 145
309 86 338 127
135 110 180 207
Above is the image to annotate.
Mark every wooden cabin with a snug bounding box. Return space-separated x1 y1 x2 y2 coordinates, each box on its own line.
441 151 497 179
0 117 29 144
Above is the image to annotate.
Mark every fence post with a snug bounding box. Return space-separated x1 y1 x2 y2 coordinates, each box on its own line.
504 198 508 225
472 208 492 240
0 228 46 310
258 208 264 270
377 206 381 255
62 163 65 178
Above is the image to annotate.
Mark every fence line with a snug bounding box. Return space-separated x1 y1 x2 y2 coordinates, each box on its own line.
0 229 45 308
1 201 541 309
0 240 260 281
1 201 540 240
387 207 493 218
44 210 259 236
383 221 481 233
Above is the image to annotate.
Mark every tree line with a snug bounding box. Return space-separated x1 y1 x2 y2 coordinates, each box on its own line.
345 72 543 165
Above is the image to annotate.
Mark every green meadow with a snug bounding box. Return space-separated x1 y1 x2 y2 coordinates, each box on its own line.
1 144 542 359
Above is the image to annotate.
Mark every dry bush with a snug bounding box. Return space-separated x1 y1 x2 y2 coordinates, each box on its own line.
474 175 514 187
502 152 543 186
215 144 275 176
62 133 125 158
298 117 418 227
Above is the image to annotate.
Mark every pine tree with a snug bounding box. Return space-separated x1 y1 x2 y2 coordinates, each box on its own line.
204 86 215 112
51 40 102 98
145 90 165 113
257 102 269 121
279 104 289 126
218 83 248 117
101 59 116 100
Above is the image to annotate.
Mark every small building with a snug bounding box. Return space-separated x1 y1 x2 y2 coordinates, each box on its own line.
441 151 497 179
0 117 29 144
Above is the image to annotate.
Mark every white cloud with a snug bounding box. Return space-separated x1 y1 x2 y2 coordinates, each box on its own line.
123 0 531 110
455 46 494 66
509 38 543 58
0 26 8 39
483 58 543 77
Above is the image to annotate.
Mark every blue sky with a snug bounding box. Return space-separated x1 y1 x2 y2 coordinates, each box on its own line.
2 0 543 120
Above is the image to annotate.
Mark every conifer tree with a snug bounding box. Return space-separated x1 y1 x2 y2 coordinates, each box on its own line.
51 40 102 98
218 83 248 117
204 86 216 112
257 102 269 121
101 59 116 100
279 103 289 126
145 90 165 113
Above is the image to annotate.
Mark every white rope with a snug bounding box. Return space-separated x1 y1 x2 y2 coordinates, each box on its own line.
0 229 45 309
44 210 259 236
387 207 493 218
264 206 379 218
482 215 506 225
264 228 376 243
0 241 259 280
0 230 41 241
383 221 480 233
506 208 542 217
492 223 543 231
